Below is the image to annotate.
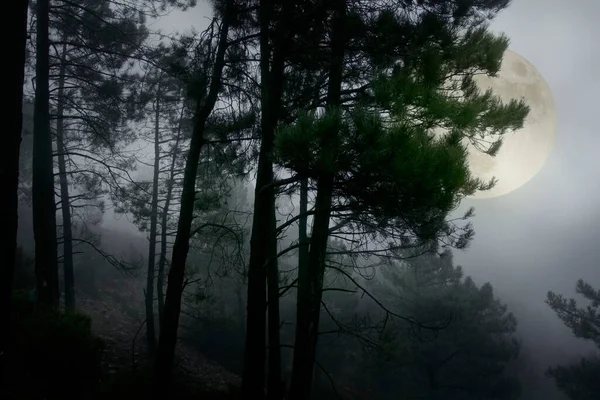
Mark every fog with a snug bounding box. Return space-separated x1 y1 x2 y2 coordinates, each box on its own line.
148 2 600 385
84 0 600 397
453 0 600 397
7 0 599 399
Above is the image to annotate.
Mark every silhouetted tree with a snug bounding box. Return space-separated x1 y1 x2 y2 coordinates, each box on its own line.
374 251 521 400
47 0 148 310
152 1 236 395
32 0 60 308
118 45 188 355
546 280 600 400
270 1 529 397
1 0 30 380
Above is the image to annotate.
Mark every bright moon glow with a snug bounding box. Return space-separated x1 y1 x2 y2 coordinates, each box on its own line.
467 49 557 199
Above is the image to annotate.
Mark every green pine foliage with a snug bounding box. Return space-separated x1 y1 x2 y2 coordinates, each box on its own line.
275 5 529 251
276 108 476 242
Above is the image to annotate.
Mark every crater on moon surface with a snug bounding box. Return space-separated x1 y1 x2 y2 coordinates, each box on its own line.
512 61 529 77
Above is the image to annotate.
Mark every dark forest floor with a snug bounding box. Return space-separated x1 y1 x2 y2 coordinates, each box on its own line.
77 292 241 399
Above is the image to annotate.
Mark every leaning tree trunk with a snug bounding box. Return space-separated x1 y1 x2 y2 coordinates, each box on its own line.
146 89 162 355
1 0 30 379
152 112 207 396
289 2 346 399
152 6 231 396
157 99 185 328
32 0 59 308
55 43 75 310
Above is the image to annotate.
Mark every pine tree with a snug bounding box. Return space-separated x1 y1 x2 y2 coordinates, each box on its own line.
346 250 522 400
26 0 150 309
269 1 529 398
152 2 237 394
130 44 188 355
48 0 148 310
32 0 60 308
241 2 332 397
546 280 600 400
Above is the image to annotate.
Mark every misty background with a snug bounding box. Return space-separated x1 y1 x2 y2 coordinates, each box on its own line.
8 0 599 399
459 0 600 397
142 0 600 396
120 0 600 388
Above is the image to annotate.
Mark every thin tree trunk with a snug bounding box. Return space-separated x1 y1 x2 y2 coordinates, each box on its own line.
152 6 231 396
242 1 287 397
1 0 30 380
289 2 346 399
298 177 309 292
243 129 273 399
287 177 309 397
33 0 59 308
157 100 184 328
236 276 246 337
267 202 282 400
157 224 167 327
146 89 162 355
55 43 75 311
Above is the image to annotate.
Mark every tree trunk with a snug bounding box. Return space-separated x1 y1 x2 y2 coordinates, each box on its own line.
289 2 346 399
33 0 59 309
146 90 162 355
267 202 282 400
55 43 75 311
1 0 30 380
157 223 167 327
242 107 271 400
152 7 231 396
289 177 334 400
290 177 309 395
298 177 309 293
157 100 184 328
236 276 246 337
242 1 287 397
152 127 200 398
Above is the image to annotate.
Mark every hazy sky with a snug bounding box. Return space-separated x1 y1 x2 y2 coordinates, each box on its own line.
453 0 600 365
129 0 600 372
147 2 213 35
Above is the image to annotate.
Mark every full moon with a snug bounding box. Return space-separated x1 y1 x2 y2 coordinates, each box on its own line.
467 49 557 199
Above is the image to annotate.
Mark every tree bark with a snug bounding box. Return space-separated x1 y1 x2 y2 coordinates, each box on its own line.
289 2 346 399
157 100 184 329
55 43 75 311
146 88 162 355
1 0 30 381
298 177 309 295
267 201 282 400
152 6 231 396
242 1 287 397
33 0 60 309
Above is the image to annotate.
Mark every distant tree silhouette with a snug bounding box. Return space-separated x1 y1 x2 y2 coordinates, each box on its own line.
546 280 600 400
